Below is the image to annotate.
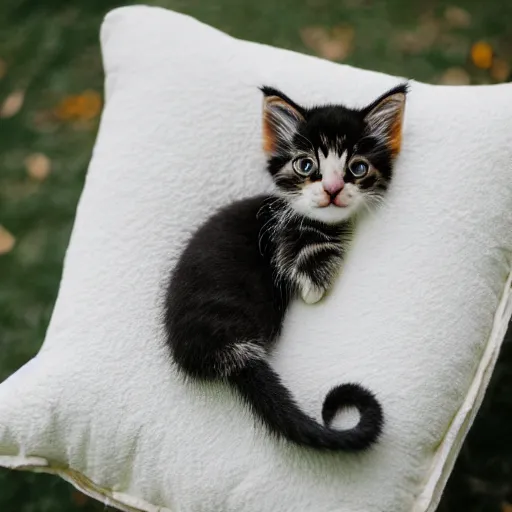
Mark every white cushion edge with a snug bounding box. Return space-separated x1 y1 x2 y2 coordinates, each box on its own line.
0 456 170 512
417 269 512 512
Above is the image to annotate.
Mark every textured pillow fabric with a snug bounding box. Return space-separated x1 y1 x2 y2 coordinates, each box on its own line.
1 5 512 512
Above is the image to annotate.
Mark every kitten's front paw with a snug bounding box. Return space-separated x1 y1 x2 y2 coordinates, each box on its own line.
301 284 325 304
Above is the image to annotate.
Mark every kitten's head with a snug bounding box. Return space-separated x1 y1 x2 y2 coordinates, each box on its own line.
261 84 407 224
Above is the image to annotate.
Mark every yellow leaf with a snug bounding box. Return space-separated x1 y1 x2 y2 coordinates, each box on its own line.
55 90 102 121
471 41 493 69
444 6 472 28
55 96 80 120
491 58 510 82
76 90 102 120
24 153 51 181
439 67 470 85
0 90 24 118
0 226 16 255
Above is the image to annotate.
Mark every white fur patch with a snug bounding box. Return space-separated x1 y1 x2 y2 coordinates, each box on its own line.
296 242 341 265
219 342 266 376
290 150 364 224
296 275 325 304
318 149 347 185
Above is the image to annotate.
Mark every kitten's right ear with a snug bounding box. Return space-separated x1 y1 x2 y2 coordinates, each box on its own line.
261 86 305 155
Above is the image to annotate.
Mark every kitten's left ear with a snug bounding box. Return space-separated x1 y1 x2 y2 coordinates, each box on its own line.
260 86 306 155
363 83 408 158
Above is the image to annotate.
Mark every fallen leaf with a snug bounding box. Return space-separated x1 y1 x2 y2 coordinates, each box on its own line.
471 41 493 69
444 6 472 28
76 90 102 120
491 58 510 82
0 90 24 118
55 90 102 121
330 25 355 59
55 96 78 119
394 14 441 54
439 67 470 85
0 226 16 255
394 31 421 54
24 153 51 181
300 25 354 61
317 40 344 60
502 502 512 512
301 26 330 52
0 58 6 80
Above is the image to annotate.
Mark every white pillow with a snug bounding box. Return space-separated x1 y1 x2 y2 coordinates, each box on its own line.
1 5 512 512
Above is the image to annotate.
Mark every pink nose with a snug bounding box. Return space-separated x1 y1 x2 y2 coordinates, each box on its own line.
323 179 344 198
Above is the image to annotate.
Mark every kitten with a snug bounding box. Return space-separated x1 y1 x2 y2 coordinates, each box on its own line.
164 84 407 451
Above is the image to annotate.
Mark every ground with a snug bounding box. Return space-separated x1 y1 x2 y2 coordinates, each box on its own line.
0 0 511 510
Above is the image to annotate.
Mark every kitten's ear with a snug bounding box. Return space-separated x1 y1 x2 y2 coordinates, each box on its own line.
363 83 408 158
261 86 305 155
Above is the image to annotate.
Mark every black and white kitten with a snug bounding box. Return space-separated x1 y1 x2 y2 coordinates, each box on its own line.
164 84 407 451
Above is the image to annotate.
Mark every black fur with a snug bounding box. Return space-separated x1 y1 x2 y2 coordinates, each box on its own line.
164 85 407 451
165 196 382 450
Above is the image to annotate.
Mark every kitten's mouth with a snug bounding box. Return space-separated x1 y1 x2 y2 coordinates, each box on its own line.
318 197 350 208
318 201 349 210
318 189 352 209
333 198 349 208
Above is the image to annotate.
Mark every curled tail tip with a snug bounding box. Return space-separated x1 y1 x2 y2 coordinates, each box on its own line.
231 360 384 452
322 382 383 423
322 382 384 449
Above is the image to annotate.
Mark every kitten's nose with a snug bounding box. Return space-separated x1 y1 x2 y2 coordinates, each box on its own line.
323 179 344 199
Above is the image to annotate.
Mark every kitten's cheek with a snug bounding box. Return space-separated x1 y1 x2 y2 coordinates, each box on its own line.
333 196 349 208
309 192 329 208
316 195 330 208
334 187 357 208
307 184 330 208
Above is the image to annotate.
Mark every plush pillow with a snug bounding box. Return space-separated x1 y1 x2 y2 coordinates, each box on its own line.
1 5 512 512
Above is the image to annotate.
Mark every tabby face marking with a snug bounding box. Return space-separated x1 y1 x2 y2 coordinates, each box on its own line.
291 148 363 223
261 85 407 224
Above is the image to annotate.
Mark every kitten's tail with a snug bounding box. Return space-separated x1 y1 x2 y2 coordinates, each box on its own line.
228 358 383 451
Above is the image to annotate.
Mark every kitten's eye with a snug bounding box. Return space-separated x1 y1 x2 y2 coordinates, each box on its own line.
349 159 369 178
292 157 317 177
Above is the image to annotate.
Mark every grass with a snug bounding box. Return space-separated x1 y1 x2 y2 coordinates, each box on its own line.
0 0 511 510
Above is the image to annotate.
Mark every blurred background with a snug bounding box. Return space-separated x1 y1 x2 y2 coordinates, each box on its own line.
1 0 511 510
